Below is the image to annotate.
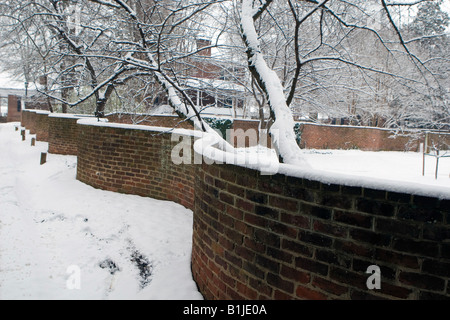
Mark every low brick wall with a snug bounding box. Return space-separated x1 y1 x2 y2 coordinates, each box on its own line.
299 123 422 151
230 120 436 151
191 154 450 300
76 121 196 210
7 95 22 122
35 111 50 142
48 114 91 155
21 109 38 134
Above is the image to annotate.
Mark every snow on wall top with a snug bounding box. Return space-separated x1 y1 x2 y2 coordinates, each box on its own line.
76 119 450 200
76 118 201 138
48 113 95 119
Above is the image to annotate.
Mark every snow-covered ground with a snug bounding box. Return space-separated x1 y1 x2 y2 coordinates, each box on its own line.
300 148 450 193
0 122 203 300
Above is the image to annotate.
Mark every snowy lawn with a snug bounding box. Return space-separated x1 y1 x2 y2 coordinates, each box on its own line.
300 148 450 195
0 122 203 300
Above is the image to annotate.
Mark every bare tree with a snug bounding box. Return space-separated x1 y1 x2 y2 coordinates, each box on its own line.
238 0 448 163
0 0 57 110
1 0 448 163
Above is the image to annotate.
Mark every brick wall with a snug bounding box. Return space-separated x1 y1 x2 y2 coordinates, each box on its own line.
35 111 50 142
48 114 85 155
7 95 22 123
74 121 449 300
299 123 421 151
232 119 272 148
76 122 196 210
191 160 450 300
230 120 433 151
21 109 31 128
21 109 38 134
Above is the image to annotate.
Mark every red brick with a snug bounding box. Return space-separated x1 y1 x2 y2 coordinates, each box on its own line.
296 285 327 300
311 276 348 296
280 265 310 283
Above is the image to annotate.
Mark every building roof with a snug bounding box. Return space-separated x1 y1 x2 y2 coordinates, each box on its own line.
0 87 37 98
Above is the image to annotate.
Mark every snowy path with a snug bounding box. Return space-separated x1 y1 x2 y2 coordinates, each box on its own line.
0 122 203 300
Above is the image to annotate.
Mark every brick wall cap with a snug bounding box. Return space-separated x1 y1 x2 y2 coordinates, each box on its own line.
49 113 93 119
35 110 51 115
105 112 178 119
77 118 201 138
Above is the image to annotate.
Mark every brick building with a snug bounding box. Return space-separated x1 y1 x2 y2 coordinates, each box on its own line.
0 87 45 122
151 39 247 117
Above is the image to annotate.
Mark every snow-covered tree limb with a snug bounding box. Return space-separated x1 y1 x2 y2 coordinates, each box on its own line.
240 0 310 166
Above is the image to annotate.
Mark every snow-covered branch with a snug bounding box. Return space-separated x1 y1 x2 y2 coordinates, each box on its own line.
240 0 310 166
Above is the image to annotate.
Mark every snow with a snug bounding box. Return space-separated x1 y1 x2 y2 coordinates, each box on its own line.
149 104 176 115
194 137 280 175
35 110 51 115
48 113 95 119
0 122 203 300
200 106 243 118
283 149 450 200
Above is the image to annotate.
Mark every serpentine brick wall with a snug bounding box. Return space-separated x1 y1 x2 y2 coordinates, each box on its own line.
299 123 450 152
17 114 450 299
35 111 50 142
21 109 38 134
48 114 89 155
21 109 50 141
7 95 22 123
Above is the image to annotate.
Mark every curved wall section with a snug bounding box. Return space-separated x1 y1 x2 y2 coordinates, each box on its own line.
76 121 196 210
48 114 90 155
35 111 50 141
21 109 38 134
191 156 450 300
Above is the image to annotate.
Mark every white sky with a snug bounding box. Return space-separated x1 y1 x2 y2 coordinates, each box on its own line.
0 71 26 90
442 0 450 13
